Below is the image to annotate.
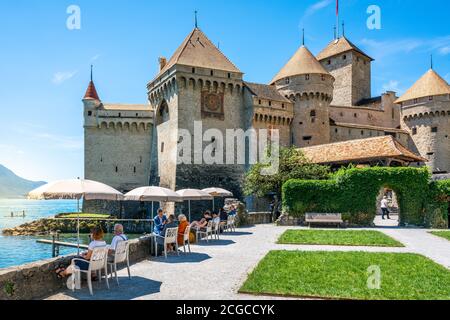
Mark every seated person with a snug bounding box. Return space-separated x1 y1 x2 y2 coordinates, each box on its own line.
156 215 179 252
190 211 212 230
229 205 237 216
153 208 167 235
109 224 128 255
219 208 228 222
212 212 221 225
177 214 190 246
55 227 106 278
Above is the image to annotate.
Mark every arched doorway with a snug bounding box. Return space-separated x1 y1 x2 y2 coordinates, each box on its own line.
373 187 400 227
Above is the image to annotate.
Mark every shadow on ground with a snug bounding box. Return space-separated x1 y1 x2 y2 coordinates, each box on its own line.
153 252 212 264
225 231 254 236
196 239 236 247
62 276 162 300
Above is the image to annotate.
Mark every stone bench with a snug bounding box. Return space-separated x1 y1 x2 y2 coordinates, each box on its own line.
305 213 343 228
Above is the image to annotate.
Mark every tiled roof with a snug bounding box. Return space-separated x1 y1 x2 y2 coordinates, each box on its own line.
316 37 373 61
102 104 152 111
83 81 100 100
270 46 330 84
332 122 409 134
154 28 241 80
395 69 450 104
244 82 291 103
301 136 427 164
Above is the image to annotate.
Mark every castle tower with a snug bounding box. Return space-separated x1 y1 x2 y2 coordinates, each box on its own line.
397 69 450 173
317 36 373 106
147 27 247 200
271 45 334 147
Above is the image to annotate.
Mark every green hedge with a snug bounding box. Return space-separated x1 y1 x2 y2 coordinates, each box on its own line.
283 167 449 228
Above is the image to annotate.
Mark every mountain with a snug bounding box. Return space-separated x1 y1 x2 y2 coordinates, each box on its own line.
0 165 46 199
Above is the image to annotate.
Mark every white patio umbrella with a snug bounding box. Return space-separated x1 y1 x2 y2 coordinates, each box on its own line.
176 189 213 222
28 179 124 254
124 186 183 220
202 188 234 212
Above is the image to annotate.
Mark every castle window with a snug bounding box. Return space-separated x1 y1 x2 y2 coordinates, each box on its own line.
414 98 418 104
88 111 92 116
161 142 165 153
321 75 325 81
429 96 433 101
259 100 262 105
228 73 231 79
269 101 272 107
327 60 331 65
282 103 285 109
210 70 214 76
310 110 316 117
133 167 136 174
303 136 312 141
115 166 118 173
361 130 364 136
118 113 122 118
427 152 434 156
305 74 310 80
192 67 196 74
285 78 290 84
354 113 358 118
299 122 303 125
431 127 438 133
412 128 417 135
343 55 347 60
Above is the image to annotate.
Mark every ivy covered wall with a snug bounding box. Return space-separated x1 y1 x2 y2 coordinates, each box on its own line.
283 167 449 228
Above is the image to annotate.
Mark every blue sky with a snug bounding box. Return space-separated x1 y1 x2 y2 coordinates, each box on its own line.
0 0 449 181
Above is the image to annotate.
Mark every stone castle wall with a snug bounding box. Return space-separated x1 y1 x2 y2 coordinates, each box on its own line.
320 51 371 106
275 73 334 147
401 95 450 173
84 103 153 192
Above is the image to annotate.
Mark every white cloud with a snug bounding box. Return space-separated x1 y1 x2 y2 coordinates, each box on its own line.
90 54 101 62
439 46 450 55
299 0 333 27
360 35 450 60
52 70 78 85
32 133 83 151
382 80 402 93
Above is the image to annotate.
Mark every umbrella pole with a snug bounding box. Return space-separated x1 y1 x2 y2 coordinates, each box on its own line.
213 198 215 212
77 199 80 255
189 200 191 222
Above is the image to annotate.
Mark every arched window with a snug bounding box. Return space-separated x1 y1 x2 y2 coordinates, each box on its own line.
310 110 316 117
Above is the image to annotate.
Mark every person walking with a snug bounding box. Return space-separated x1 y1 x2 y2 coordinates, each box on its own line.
381 196 390 220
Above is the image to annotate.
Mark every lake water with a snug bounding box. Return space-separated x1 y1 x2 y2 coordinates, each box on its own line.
0 199 135 270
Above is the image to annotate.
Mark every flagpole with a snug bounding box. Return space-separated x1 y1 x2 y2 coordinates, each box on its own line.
336 0 339 39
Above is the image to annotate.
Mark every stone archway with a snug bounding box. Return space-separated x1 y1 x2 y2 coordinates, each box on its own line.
373 186 401 227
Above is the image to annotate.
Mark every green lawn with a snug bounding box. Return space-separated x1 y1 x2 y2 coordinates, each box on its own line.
240 251 450 300
56 213 111 219
278 230 404 247
430 231 450 241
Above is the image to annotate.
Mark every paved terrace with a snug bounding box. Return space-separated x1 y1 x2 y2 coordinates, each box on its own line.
47 224 450 300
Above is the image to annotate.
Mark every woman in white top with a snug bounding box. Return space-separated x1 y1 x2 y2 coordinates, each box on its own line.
55 227 106 278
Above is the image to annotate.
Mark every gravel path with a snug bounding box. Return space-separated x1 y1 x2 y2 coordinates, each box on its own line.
47 225 450 300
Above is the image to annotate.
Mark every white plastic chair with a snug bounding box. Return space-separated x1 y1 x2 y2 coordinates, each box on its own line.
155 227 179 259
226 215 236 232
196 221 213 242
212 220 221 240
108 241 131 285
71 247 109 296
179 225 191 254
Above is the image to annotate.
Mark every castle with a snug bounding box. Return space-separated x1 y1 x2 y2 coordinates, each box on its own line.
83 26 450 210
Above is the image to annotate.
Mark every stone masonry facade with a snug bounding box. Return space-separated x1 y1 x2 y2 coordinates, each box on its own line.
82 27 450 213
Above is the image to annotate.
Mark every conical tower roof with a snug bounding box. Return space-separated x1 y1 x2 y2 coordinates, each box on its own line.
83 80 100 100
316 36 373 61
270 46 330 84
395 69 450 104
155 28 241 79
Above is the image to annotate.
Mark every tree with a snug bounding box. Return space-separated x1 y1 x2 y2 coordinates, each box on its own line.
243 147 330 199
